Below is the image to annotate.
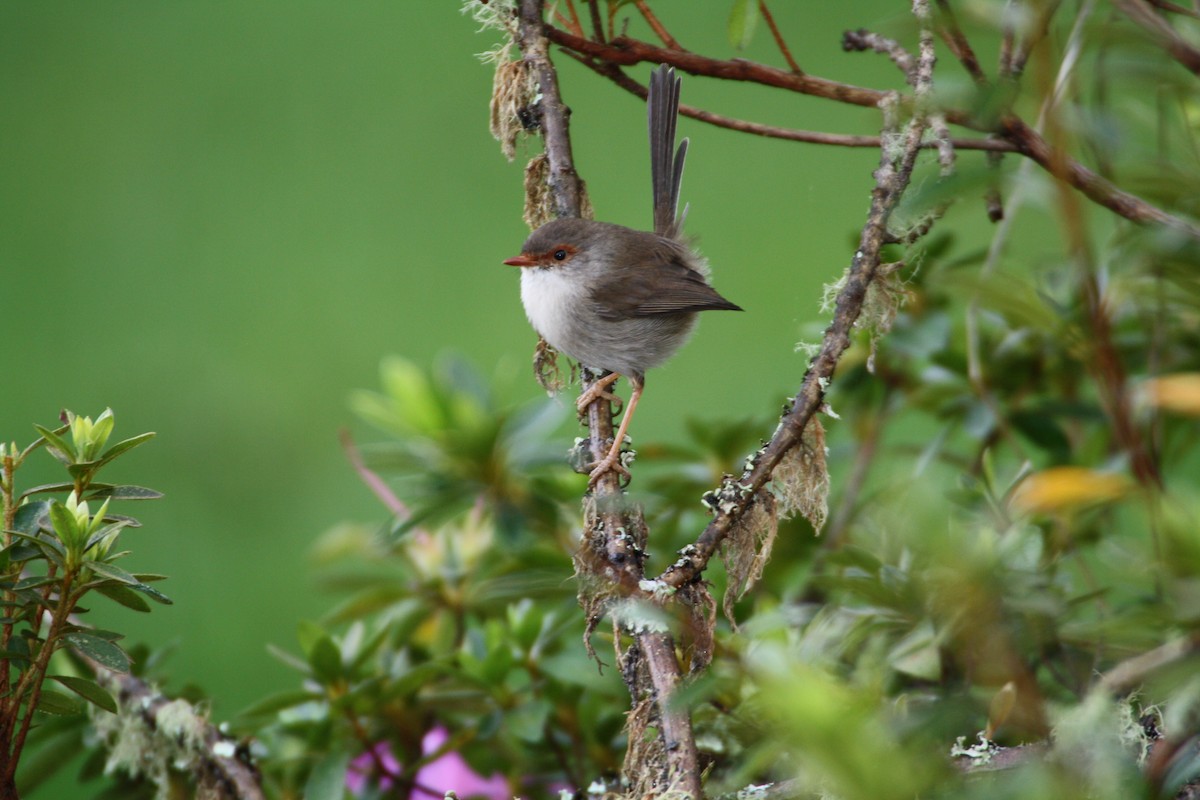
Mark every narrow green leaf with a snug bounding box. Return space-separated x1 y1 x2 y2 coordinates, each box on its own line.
94 583 152 612
304 751 351 800
17 483 76 500
32 424 75 464
94 431 156 468
13 575 57 592
727 0 759 50
131 582 172 605
84 560 139 585
49 675 117 713
65 632 131 673
88 409 116 457
83 522 129 554
87 484 163 501
33 688 83 716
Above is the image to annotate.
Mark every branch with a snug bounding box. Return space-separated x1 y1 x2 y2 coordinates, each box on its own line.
567 53 1014 151
759 0 803 74
661 6 942 589
934 0 990 84
633 0 683 50
98 669 263 799
512 3 702 796
543 24 1200 239
1116 0 1200 75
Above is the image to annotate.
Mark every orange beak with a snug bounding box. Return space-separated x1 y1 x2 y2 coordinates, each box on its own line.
503 254 537 267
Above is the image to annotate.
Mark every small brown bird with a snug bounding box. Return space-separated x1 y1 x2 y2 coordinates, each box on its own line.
503 66 741 485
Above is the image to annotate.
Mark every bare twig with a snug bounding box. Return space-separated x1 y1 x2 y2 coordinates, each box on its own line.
633 0 683 50
340 428 409 518
585 0 605 42
1116 0 1200 74
842 28 916 79
935 0 990 84
544 23 1200 239
566 53 1014 151
759 0 803 74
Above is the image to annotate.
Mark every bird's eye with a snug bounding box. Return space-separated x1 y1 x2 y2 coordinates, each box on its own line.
553 249 568 261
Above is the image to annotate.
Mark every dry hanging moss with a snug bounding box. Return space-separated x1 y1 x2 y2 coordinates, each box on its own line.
720 488 778 625
773 416 831 533
490 55 538 161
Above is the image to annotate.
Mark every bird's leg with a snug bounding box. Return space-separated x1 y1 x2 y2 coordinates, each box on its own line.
576 371 623 417
588 377 643 487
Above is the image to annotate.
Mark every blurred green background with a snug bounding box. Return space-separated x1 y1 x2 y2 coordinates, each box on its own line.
1 0 918 775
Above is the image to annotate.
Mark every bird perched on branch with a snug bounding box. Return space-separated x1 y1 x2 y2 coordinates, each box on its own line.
504 65 741 485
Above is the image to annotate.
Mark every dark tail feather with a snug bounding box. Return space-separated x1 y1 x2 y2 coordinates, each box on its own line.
648 65 687 238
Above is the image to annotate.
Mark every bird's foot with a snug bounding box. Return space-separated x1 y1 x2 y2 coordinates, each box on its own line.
587 446 631 488
576 373 623 418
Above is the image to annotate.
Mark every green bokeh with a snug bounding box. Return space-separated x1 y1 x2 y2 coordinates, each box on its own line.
2 1 908 793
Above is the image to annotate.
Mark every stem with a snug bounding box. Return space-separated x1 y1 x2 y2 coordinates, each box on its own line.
2 571 77 788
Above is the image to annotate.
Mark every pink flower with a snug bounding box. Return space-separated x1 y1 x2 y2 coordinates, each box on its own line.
347 727 510 799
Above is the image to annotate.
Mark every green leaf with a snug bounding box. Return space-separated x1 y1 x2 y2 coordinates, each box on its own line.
33 688 83 716
48 501 81 546
33 424 75 464
131 582 173 605
11 501 50 535
65 632 131 673
83 522 129 554
307 636 343 685
305 751 351 800
84 560 139 585
94 583 152 612
18 482 76 500
94 431 156 469
49 675 117 713
13 575 57 592
727 0 759 50
87 484 163 501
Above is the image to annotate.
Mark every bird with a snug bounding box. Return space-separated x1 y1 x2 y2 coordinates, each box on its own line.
503 65 741 486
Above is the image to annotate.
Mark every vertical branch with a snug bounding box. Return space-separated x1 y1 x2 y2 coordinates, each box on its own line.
511 3 702 796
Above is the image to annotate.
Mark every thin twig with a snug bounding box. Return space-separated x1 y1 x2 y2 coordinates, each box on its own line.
1116 0 1200 74
935 0 990 84
633 0 683 50
544 24 1200 238
566 53 1015 151
585 0 605 42
340 428 409 518
759 0 803 73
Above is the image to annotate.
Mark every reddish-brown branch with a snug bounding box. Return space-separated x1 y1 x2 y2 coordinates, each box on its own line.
543 23 1200 238
759 0 803 74
566 54 1015 151
935 0 990 84
1116 0 1200 74
633 0 683 50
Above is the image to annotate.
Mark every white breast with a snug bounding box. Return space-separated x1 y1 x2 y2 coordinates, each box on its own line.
519 267 587 358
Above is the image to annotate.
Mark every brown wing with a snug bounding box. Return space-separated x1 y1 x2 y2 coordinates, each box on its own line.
589 235 741 321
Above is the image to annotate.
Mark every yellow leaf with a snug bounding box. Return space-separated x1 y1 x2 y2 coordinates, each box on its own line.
1011 467 1130 514
1144 373 1200 416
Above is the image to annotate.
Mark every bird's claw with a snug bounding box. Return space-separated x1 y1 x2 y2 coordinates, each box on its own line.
576 373 623 418
587 450 631 488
